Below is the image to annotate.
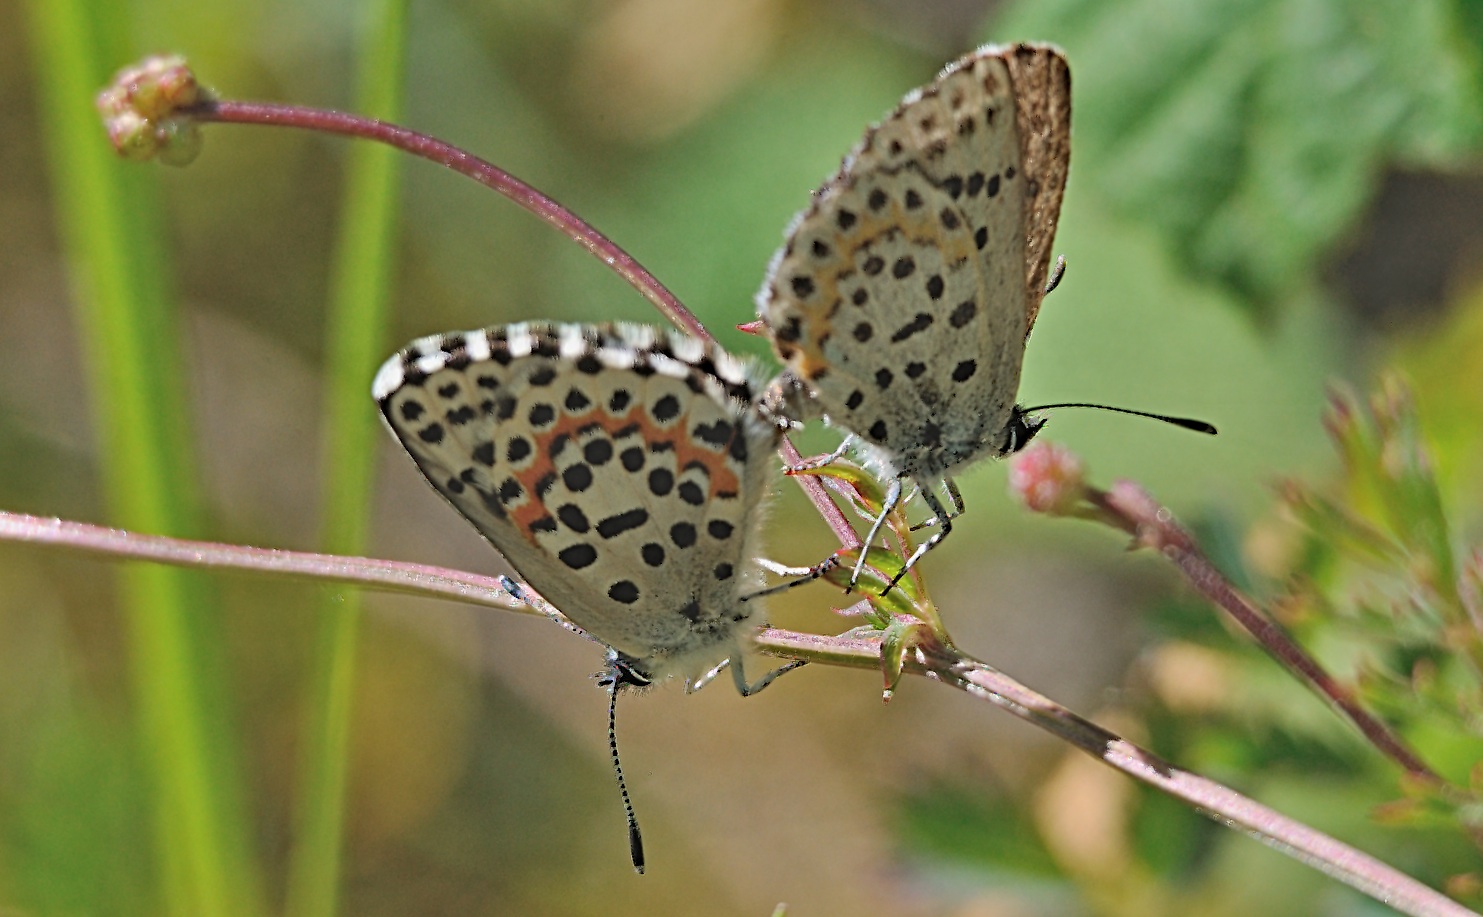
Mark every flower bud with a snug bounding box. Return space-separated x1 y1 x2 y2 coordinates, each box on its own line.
1008 441 1086 515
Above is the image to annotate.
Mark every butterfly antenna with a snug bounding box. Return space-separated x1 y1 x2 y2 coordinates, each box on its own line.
608 682 646 874
1021 402 1217 436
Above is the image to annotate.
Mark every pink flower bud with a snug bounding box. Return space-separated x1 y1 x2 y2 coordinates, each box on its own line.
1008 441 1086 515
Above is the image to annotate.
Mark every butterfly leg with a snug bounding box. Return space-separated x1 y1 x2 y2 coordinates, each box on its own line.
850 474 904 588
499 575 601 643
909 477 965 532
742 554 841 601
945 477 965 515
883 485 954 595
1045 254 1067 294
685 654 807 695
730 655 809 696
784 434 855 473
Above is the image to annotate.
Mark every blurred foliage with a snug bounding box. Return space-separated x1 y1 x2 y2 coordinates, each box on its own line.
894 375 1483 914
6 0 1483 915
1004 0 1483 315
1119 375 1483 913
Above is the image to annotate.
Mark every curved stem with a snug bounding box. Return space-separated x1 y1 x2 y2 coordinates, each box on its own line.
187 99 860 549
189 99 704 339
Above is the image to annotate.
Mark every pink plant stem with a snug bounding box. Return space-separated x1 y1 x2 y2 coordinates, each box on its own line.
1 508 1465 913
190 100 704 339
754 627 1474 917
1093 482 1441 785
920 643 1474 917
0 510 523 613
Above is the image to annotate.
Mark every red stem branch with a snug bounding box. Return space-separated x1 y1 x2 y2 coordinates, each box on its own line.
192 100 702 337
1 506 1466 914
754 628 1475 917
1092 481 1441 785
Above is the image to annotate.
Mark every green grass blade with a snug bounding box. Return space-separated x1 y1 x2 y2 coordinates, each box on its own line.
286 0 409 913
24 2 265 916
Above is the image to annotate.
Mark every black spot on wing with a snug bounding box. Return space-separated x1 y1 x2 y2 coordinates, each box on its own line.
597 508 649 539
608 580 640 604
559 543 597 569
557 504 590 533
890 313 933 343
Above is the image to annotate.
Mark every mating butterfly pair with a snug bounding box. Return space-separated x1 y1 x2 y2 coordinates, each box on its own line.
374 43 1073 693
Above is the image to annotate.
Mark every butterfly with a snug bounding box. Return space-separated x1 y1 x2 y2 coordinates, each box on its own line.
373 321 799 693
756 43 1072 588
374 321 835 873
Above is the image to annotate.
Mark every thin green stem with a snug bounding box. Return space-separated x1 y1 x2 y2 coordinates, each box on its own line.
286 1 409 915
24 1 263 914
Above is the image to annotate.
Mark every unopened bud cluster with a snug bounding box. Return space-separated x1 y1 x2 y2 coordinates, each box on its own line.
96 55 208 166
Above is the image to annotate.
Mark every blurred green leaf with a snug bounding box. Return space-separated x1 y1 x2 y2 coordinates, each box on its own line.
25 1 265 914
898 782 1063 877
286 0 409 913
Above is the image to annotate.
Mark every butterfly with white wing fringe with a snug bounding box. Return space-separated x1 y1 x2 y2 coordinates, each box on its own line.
374 321 817 872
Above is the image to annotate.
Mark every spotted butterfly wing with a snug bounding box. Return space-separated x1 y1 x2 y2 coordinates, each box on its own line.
757 43 1070 483
373 322 781 683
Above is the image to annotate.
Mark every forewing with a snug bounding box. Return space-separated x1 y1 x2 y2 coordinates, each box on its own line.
757 46 1032 476
374 322 779 671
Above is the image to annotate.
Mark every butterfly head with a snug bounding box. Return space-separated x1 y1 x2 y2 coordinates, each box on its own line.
1000 405 1049 456
599 650 657 693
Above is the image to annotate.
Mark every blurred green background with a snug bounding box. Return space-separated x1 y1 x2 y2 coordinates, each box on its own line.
4 0 1483 914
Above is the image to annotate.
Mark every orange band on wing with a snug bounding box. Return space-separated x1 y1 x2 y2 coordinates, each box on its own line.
790 201 977 379
507 405 744 541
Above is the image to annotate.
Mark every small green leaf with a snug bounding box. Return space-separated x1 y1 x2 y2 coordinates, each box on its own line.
880 620 934 699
